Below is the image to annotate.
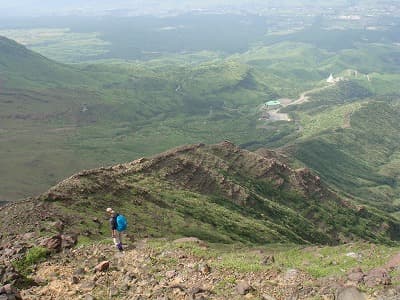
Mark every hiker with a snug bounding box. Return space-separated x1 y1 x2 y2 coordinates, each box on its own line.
106 207 127 251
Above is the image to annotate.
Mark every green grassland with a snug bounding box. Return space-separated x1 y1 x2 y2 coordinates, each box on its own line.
0 28 110 63
1 34 400 218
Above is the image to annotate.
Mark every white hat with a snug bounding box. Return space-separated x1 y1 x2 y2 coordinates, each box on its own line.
106 207 114 213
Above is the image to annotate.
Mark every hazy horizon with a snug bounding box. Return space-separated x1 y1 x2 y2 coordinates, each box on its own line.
1 0 360 17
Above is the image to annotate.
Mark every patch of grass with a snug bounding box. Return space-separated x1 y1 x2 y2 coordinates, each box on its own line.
150 240 400 282
299 102 362 138
275 242 399 278
13 247 49 277
213 275 237 295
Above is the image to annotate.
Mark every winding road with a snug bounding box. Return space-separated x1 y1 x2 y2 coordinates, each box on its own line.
266 83 335 122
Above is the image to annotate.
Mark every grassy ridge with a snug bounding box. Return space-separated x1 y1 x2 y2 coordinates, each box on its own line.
29 142 399 245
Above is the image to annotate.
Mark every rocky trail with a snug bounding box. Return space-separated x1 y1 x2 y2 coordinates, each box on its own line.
1 142 400 299
2 234 400 300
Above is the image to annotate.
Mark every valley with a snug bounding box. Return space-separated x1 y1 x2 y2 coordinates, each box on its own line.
2 35 400 214
258 82 337 123
1 3 400 298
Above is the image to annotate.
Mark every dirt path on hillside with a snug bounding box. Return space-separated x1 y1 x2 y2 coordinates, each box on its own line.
264 84 335 122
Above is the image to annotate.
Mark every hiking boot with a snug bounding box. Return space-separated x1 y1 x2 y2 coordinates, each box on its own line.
117 243 123 252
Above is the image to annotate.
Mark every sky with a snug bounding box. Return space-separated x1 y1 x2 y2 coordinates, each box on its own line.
0 1 353 17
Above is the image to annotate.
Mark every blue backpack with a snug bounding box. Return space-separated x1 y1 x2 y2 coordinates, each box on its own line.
116 214 127 232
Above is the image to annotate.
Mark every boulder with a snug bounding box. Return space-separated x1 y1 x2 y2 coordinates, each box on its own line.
73 268 86 276
71 276 80 284
198 263 211 275
386 253 400 270
236 280 253 295
336 287 365 300
41 235 62 252
0 284 22 300
2 249 14 257
2 270 21 284
284 268 300 282
61 234 77 249
165 270 177 279
51 221 64 232
347 267 364 284
94 261 110 273
22 232 35 240
364 268 391 287
110 286 119 297
345 252 360 259
286 292 299 300
80 281 96 292
261 255 275 265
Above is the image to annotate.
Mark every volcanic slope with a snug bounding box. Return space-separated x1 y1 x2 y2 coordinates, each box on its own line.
1 142 399 247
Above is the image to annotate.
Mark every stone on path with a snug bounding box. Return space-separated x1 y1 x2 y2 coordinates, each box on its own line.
336 287 366 300
236 280 253 295
94 261 110 272
364 268 391 287
0 284 22 300
41 235 62 252
386 253 400 270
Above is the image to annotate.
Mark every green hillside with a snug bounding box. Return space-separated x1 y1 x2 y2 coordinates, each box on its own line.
2 142 399 246
290 100 400 211
0 36 89 88
1 35 400 215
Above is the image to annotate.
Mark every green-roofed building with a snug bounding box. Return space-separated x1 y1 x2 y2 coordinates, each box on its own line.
266 100 281 105
263 100 281 109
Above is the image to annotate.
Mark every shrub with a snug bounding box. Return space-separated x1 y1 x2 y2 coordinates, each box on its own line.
13 246 49 276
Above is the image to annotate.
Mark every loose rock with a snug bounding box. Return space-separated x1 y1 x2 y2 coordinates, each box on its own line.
336 287 366 300
94 261 110 273
261 255 275 265
364 268 391 287
198 263 211 275
61 234 77 249
71 276 80 284
40 235 62 252
236 280 253 295
386 253 400 270
347 267 364 284
0 284 22 300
